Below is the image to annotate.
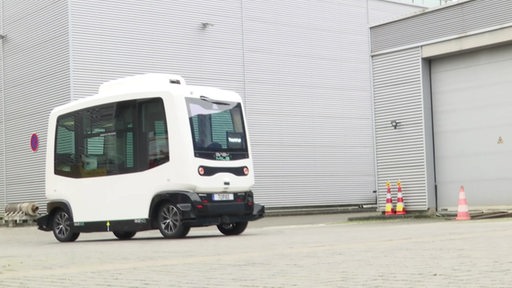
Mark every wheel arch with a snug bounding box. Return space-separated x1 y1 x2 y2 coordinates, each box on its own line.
48 201 80 242
47 200 74 221
148 191 199 226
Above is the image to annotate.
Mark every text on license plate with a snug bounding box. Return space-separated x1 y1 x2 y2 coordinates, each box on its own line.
213 193 234 201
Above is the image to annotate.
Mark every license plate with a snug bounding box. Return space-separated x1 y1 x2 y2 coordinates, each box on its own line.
212 193 234 201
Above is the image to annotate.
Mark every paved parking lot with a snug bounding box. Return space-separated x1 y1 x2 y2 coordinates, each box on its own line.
1 213 511 287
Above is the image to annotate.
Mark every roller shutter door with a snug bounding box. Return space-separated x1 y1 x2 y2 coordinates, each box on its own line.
431 44 512 211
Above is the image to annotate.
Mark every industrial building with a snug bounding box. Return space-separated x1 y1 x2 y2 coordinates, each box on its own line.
371 0 512 212
6 0 509 215
0 0 423 213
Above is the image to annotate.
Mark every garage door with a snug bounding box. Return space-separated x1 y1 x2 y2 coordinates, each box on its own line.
431 44 512 211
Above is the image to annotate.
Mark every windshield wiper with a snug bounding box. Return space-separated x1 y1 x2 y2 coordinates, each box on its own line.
200 95 230 106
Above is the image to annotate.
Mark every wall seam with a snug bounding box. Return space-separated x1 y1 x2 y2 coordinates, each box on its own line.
240 0 247 104
1 0 6 206
67 0 73 101
367 0 379 205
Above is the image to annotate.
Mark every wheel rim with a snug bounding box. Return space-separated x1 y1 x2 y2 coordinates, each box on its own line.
160 205 180 233
54 211 71 239
221 224 234 230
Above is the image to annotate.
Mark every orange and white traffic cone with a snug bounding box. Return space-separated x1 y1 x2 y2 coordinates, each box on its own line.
456 185 470 220
395 180 406 215
385 181 394 216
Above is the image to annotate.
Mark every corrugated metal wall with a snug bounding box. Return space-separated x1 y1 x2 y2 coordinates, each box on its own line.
67 0 378 208
68 0 245 99
371 0 512 211
431 44 512 210
1 0 70 211
371 0 512 52
243 0 376 207
0 1 4 212
372 48 430 211
0 0 420 212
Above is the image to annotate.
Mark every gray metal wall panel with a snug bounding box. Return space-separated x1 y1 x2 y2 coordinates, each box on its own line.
0 0 386 210
2 0 70 212
2 0 57 25
372 48 429 211
69 0 378 208
68 0 244 99
244 0 376 207
432 44 512 210
0 1 4 212
371 0 512 52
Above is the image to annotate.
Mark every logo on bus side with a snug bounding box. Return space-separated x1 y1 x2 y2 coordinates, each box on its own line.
215 152 231 161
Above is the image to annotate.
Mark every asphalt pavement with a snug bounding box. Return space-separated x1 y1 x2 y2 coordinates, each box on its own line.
1 212 511 287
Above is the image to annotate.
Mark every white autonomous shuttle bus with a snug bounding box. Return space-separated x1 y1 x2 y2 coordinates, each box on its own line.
37 74 264 242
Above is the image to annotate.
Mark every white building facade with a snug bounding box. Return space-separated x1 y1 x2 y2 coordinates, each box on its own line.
0 0 421 212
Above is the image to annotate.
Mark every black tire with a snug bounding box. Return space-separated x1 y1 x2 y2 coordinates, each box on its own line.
52 209 80 242
156 202 190 239
113 231 136 240
217 221 248 236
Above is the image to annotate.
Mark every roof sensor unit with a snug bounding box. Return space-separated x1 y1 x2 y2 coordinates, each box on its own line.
98 74 187 94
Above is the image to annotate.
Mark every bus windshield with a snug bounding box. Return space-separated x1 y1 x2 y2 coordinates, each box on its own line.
186 97 248 160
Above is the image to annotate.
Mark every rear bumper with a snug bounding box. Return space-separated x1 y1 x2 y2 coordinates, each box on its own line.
183 203 265 227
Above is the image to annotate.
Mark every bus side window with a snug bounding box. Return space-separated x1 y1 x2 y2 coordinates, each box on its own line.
55 115 77 176
80 105 113 177
115 103 135 171
80 102 136 176
141 99 169 169
54 98 165 177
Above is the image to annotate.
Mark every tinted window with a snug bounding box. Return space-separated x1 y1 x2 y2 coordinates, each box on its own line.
54 115 76 175
141 99 169 169
187 97 248 160
54 98 168 178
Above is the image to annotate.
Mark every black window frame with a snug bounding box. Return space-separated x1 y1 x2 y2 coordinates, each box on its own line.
54 97 169 178
186 97 249 161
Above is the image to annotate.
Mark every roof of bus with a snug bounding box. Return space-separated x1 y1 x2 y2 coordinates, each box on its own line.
49 74 242 116
98 73 186 95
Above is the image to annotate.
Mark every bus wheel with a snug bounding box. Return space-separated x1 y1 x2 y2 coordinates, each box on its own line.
52 209 80 242
157 202 190 239
113 231 136 240
217 221 248 236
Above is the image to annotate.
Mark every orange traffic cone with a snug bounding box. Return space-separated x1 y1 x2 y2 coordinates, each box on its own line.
395 180 406 215
456 185 470 220
385 181 394 216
